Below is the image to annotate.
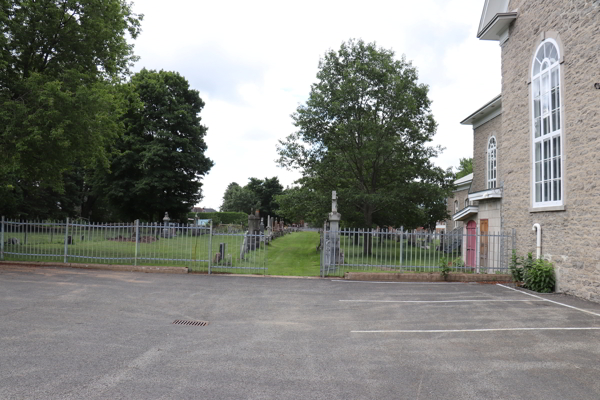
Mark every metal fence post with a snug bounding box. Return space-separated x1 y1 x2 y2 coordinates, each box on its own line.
208 219 213 274
1 216 4 261
63 217 69 263
399 227 404 267
134 219 139 266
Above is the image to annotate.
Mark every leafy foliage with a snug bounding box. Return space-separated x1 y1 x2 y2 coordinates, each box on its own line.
509 249 524 283
99 69 213 222
524 258 555 293
509 251 555 293
274 184 330 226
439 257 451 280
0 0 143 186
220 177 283 221
455 158 473 179
277 39 453 234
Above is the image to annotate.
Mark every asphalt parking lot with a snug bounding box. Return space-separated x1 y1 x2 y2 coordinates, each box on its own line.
1 266 600 399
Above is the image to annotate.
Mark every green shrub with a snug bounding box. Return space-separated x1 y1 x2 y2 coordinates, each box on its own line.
452 257 465 268
524 258 555 293
439 257 451 281
509 249 523 283
522 252 534 271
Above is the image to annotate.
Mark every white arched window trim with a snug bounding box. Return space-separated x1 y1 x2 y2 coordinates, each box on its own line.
531 38 564 207
487 136 497 189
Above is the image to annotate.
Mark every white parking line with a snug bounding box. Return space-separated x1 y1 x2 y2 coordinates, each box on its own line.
340 299 545 303
497 284 600 318
352 327 600 333
331 280 466 284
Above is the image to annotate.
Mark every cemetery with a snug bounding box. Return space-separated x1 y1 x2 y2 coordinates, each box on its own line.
1 193 514 277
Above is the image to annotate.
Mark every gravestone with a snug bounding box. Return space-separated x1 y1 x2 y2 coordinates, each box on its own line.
247 210 260 251
160 212 176 238
259 218 265 243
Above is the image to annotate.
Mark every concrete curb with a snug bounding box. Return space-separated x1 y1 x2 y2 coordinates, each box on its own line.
344 272 513 283
0 261 188 274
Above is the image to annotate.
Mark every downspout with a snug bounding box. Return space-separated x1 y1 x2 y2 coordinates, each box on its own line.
532 223 541 259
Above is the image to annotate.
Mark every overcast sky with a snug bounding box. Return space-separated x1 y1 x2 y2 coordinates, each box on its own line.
129 0 501 210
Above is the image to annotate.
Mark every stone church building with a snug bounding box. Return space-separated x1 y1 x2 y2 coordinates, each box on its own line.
450 0 600 301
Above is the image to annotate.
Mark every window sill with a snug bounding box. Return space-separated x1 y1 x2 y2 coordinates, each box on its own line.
529 205 566 213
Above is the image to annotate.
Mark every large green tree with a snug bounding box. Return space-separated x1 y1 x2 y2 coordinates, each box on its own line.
0 0 142 185
220 182 259 214
220 177 283 221
100 69 214 221
277 39 453 239
0 0 142 219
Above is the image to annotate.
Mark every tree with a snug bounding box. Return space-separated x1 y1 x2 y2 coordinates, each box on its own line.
100 69 214 221
246 177 283 221
274 183 330 226
277 39 453 251
220 182 259 214
0 0 143 187
220 177 283 221
455 157 473 179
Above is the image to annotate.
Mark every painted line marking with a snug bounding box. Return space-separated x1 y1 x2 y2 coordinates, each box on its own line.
351 327 600 333
340 299 545 303
331 280 466 284
497 284 600 318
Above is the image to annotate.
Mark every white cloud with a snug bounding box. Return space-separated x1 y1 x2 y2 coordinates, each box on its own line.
130 0 500 209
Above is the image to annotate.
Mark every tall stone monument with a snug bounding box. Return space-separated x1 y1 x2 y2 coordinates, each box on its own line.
247 210 261 251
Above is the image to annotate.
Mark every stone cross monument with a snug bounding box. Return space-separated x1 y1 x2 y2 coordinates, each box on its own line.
326 191 342 269
328 191 341 231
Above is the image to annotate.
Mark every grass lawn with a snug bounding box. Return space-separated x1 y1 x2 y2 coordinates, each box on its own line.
3 229 496 276
266 231 321 276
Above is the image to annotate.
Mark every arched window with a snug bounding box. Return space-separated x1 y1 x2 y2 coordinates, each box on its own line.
487 137 497 189
532 39 563 206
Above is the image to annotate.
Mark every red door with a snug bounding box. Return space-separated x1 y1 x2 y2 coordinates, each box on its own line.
466 220 477 268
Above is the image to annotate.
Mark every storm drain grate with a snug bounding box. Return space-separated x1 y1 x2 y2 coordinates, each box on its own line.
172 319 209 326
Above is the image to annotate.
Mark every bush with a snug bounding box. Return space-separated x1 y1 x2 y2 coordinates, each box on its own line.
524 258 555 293
509 250 523 283
452 257 465 268
439 257 451 280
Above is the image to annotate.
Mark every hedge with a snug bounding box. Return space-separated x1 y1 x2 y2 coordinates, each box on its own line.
187 211 248 225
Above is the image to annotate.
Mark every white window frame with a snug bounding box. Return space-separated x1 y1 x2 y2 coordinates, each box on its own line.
487 136 497 189
531 39 564 208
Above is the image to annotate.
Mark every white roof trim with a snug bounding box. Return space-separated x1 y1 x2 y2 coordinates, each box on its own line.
478 0 510 35
453 173 473 192
452 205 479 222
455 173 473 185
478 12 518 41
461 95 502 126
468 188 503 201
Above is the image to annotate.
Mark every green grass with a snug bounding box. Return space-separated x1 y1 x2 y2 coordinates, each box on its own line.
266 231 321 276
2 229 476 277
